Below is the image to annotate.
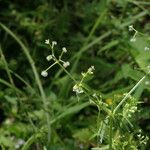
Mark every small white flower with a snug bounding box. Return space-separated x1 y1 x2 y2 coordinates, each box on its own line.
92 93 97 98
79 144 84 149
63 61 70 68
73 84 84 94
128 114 131 118
129 25 133 31
15 139 25 149
138 129 142 133
46 55 53 61
52 41 57 45
81 72 86 77
132 106 137 110
145 81 149 85
88 66 95 74
52 41 57 48
45 39 50 44
137 134 141 138
41 71 48 77
91 66 95 70
141 136 145 139
143 141 147 145
147 66 150 69
147 65 150 73
129 109 135 113
130 38 136 42
62 47 67 53
144 47 150 51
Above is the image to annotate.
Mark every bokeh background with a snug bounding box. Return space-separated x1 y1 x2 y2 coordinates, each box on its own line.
0 0 150 149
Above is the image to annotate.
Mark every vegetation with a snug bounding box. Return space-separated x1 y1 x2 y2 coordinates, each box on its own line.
0 0 150 149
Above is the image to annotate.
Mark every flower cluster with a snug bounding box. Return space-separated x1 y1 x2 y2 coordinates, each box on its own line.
87 66 95 74
72 66 95 94
137 130 149 145
41 39 70 77
73 84 83 94
122 96 137 118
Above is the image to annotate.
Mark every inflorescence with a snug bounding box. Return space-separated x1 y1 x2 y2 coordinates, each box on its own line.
73 66 95 94
41 39 70 77
41 39 95 96
129 25 150 75
129 25 138 42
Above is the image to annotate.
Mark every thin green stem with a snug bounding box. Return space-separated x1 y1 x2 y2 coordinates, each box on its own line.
0 23 51 143
9 69 33 89
59 51 64 60
70 31 111 73
22 102 90 150
49 44 55 56
79 72 88 85
59 59 65 63
1 47 33 90
133 31 138 39
0 78 24 95
83 90 111 116
57 61 77 82
45 61 57 72
109 116 113 150
0 46 14 87
113 76 146 114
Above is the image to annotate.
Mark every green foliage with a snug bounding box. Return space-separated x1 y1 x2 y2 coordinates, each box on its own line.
0 0 150 150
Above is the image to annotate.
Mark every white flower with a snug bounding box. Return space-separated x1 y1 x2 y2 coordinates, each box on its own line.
141 136 145 139
137 134 141 138
129 25 133 31
147 65 150 73
138 129 142 133
45 39 50 44
147 66 150 69
73 84 83 94
129 109 135 113
41 71 48 77
145 81 149 85
144 47 149 51
52 41 57 48
46 55 53 61
130 38 136 42
88 66 95 74
15 139 25 149
92 93 97 98
128 114 131 118
62 47 67 53
81 72 86 77
63 61 70 68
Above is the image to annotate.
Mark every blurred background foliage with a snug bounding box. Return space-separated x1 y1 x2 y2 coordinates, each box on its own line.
0 0 150 149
